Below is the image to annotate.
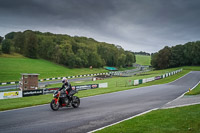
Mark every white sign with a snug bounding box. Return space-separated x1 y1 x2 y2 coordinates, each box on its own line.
0 91 22 99
99 83 108 88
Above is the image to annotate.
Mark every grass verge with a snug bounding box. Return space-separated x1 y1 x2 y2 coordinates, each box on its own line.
96 104 200 133
185 83 200 95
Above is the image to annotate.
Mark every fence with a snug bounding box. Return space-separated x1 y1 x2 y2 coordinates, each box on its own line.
116 69 183 87
0 83 108 99
0 72 112 85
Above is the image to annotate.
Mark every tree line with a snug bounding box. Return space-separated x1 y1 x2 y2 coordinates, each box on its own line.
151 41 200 69
134 51 150 56
0 30 136 68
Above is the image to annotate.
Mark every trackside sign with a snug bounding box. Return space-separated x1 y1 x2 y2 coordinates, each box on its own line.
23 89 43 97
0 91 22 99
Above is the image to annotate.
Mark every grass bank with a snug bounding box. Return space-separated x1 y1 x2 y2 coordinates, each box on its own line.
135 55 151 66
185 83 200 95
0 54 108 83
96 104 200 133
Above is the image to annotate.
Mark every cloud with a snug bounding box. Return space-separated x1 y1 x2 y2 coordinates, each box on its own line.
0 0 200 52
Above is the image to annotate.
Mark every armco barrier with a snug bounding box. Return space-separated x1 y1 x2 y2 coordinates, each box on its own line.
43 83 108 94
139 79 143 84
134 80 139 85
132 69 182 86
0 72 111 86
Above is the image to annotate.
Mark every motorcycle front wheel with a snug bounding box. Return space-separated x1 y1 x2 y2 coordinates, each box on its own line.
72 96 80 108
50 99 60 111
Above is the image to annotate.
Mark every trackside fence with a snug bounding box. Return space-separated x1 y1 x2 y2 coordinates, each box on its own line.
0 83 108 99
116 69 183 87
0 72 114 85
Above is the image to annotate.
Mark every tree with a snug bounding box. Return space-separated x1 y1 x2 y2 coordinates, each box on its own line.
169 45 185 67
1 39 12 54
151 46 171 69
13 32 25 53
0 36 3 44
157 46 171 69
125 52 136 66
88 52 102 68
151 52 159 69
5 32 16 39
24 31 38 58
118 53 126 67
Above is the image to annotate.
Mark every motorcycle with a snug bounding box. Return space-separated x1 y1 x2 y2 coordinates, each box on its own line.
50 88 80 111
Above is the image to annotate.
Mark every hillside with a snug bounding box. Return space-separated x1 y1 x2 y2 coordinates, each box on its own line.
135 55 151 66
1 30 136 68
0 54 108 82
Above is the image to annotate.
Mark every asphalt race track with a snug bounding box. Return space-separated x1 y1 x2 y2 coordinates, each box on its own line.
0 71 199 133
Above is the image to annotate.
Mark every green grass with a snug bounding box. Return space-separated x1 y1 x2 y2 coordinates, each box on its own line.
0 94 53 111
47 67 188 89
135 55 151 66
0 54 108 83
185 83 200 95
0 67 191 111
96 104 200 133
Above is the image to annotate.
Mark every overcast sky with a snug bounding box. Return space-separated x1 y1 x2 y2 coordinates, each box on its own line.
0 0 200 53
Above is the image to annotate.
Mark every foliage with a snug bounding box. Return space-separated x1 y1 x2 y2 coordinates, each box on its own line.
151 41 200 69
1 39 12 54
3 30 136 68
24 31 38 58
0 36 3 44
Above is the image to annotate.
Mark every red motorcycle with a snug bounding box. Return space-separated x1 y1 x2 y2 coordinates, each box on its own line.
50 88 80 111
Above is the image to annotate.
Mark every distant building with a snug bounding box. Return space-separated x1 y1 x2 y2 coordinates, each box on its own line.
20 73 39 90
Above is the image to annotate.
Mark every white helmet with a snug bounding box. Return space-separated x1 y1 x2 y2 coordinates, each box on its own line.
62 77 68 83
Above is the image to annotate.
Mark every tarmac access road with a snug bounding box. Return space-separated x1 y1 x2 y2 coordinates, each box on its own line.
0 71 199 133
0 77 93 91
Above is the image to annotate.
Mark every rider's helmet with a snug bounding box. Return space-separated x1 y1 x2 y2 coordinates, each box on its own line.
62 77 68 83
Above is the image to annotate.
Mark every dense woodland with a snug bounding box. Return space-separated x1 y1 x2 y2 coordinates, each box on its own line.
0 30 136 68
151 41 200 69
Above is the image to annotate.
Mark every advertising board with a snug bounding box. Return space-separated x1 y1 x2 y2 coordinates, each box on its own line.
0 91 22 99
23 89 43 97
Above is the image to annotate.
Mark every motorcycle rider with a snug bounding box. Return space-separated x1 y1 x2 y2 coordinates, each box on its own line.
59 77 72 105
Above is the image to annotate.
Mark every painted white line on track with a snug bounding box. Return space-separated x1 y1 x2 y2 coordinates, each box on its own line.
88 108 159 133
162 102 200 109
0 104 49 113
164 80 200 106
88 72 200 133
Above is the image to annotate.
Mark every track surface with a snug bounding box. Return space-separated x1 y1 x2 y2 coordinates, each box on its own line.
0 71 199 133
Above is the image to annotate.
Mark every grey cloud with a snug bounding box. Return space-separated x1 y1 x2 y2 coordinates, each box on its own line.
0 0 200 52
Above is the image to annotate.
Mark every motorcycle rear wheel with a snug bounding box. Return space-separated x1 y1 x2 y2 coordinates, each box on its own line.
50 99 60 111
72 96 80 108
